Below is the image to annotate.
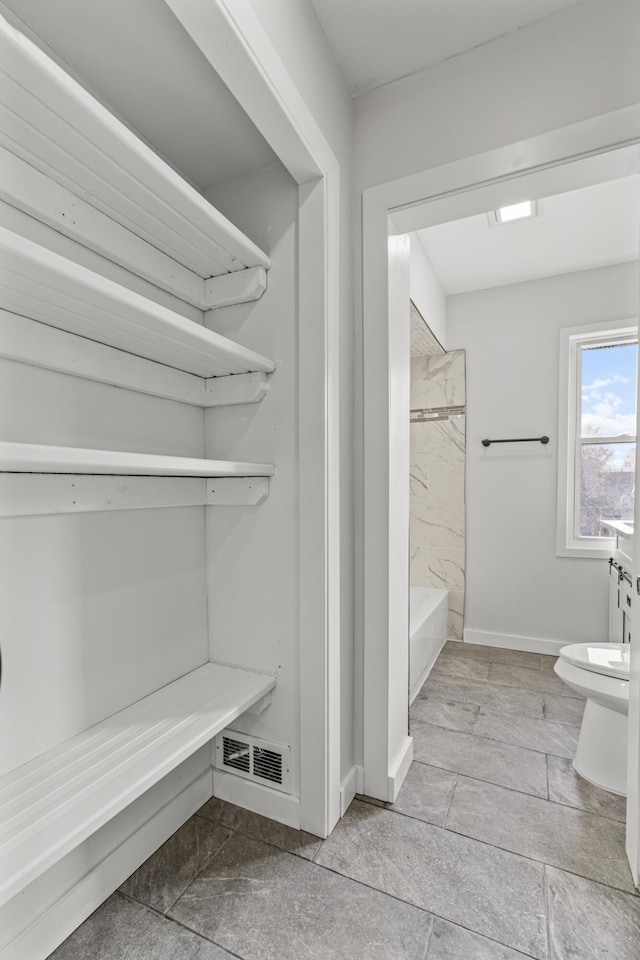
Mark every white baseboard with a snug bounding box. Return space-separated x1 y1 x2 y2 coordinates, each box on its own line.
464 628 565 656
212 768 300 829
1 770 212 960
339 766 358 816
387 735 413 803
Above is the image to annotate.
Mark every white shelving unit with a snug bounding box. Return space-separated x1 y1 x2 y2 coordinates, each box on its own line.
0 442 274 513
0 230 275 379
0 14 276 404
0 664 276 907
0 441 275 477
0 10 280 927
0 16 271 283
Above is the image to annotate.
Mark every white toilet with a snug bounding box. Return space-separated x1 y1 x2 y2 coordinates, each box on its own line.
554 642 630 796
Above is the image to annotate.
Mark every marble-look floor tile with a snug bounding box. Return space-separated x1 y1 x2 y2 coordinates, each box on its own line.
412 720 548 797
410 694 480 733
540 654 560 671
431 654 491 681
543 693 586 725
387 762 457 827
547 866 640 960
120 816 231 913
315 800 547 959
442 641 542 670
446 777 635 893
170 832 434 960
547 756 627 822
49 893 234 959
419 673 545 719
197 797 322 860
489 662 575 696
474 708 580 759
426 917 534 959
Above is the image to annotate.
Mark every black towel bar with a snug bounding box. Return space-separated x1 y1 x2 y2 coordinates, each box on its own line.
482 436 549 447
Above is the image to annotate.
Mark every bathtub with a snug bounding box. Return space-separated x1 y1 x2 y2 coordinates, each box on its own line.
410 587 448 703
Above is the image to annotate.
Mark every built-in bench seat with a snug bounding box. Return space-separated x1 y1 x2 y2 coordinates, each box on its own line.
0 663 276 906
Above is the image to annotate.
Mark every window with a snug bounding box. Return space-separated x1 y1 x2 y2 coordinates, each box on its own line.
557 320 638 558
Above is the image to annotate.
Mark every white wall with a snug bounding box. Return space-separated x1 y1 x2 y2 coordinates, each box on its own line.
447 262 639 649
204 163 302 797
355 0 640 192
410 234 447 348
0 239 208 779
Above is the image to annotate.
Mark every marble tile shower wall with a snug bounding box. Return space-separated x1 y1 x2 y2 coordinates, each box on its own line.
410 350 466 639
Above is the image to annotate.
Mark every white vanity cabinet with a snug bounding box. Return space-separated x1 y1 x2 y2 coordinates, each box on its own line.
606 520 634 644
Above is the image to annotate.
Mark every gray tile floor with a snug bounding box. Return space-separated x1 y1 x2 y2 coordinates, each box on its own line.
50 641 640 960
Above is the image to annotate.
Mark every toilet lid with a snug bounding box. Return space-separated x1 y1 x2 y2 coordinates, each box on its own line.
559 643 630 680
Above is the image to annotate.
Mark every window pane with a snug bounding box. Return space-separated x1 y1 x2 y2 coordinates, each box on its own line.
581 341 637 439
579 442 635 537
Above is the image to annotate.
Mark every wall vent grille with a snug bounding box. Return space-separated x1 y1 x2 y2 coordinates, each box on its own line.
215 730 291 794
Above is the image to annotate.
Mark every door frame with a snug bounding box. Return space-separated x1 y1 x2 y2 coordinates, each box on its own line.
359 105 640 880
165 0 343 837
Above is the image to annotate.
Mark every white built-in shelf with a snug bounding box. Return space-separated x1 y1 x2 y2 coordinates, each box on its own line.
0 663 276 906
0 442 275 478
0 230 275 380
0 14 271 281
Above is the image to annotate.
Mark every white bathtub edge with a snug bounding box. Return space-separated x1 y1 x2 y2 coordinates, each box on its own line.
409 632 447 705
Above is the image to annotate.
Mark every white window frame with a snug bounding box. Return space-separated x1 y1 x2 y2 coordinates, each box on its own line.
557 318 638 559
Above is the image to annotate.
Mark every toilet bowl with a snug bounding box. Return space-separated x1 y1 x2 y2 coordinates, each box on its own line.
554 642 630 796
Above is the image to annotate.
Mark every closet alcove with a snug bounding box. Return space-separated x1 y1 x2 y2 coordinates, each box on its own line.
0 13 292 956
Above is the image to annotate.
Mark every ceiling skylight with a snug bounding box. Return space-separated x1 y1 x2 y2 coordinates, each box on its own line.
488 200 538 227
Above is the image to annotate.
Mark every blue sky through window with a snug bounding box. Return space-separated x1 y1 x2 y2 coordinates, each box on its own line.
581 342 638 453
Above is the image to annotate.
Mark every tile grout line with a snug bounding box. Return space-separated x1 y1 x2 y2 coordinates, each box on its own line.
429 661 583 697
295 852 545 958
117 822 236 917
411 756 626 823
194 810 323 863
116 890 249 960
419 679 583 711
355 796 635 897
435 812 637 898
376 784 640 896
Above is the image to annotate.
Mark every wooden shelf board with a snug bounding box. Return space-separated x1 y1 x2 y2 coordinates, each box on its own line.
0 442 275 478
0 663 276 905
0 229 275 379
0 312 272 408
0 15 271 278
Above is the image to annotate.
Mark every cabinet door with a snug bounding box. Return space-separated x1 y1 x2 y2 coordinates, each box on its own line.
609 565 622 643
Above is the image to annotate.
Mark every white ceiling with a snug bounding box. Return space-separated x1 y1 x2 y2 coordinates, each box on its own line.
2 0 278 191
309 0 586 96
416 176 640 297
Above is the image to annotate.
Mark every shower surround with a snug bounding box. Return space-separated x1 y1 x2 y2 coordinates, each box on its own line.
410 348 466 640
